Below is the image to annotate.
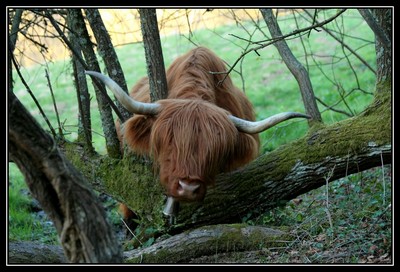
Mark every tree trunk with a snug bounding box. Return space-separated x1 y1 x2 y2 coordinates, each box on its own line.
68 10 94 154
138 8 168 101
8 8 23 92
9 91 123 263
370 8 391 86
358 9 391 53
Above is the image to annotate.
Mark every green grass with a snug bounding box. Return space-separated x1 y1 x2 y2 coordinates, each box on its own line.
8 163 59 244
8 9 385 257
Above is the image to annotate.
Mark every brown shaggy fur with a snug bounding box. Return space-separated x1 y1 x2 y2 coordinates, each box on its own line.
118 47 260 218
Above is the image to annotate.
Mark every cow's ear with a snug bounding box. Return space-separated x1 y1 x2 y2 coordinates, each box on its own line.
122 115 154 156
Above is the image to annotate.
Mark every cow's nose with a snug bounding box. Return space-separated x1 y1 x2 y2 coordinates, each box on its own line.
177 180 202 200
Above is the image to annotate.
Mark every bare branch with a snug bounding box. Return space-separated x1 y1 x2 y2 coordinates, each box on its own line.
9 8 24 91
45 69 65 139
315 96 353 117
302 9 376 74
10 53 57 138
291 10 310 73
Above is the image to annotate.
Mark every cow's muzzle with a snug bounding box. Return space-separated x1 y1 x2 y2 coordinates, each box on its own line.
176 180 201 199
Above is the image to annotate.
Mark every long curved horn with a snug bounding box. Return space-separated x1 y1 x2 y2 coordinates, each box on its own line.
229 112 311 134
85 70 160 115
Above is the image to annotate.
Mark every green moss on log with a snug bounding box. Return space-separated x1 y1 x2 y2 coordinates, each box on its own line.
255 88 391 181
125 224 291 263
63 145 166 229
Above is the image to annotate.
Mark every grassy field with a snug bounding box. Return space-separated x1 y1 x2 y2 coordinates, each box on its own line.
8 9 391 263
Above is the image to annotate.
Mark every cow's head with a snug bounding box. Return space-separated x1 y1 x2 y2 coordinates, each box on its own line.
149 99 238 201
85 71 310 216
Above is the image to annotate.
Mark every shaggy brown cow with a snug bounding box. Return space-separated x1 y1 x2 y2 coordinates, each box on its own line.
86 46 309 219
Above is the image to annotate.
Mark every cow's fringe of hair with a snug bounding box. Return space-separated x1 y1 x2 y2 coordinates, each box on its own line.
152 99 238 185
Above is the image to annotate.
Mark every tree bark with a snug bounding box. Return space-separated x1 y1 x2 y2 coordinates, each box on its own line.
358 9 391 53
370 8 392 85
124 224 287 263
68 10 94 154
138 8 168 101
9 91 123 263
8 241 67 264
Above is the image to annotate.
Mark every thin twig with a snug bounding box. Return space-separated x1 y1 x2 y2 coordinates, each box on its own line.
302 9 376 74
292 9 310 72
10 52 57 138
315 97 353 117
335 83 355 117
44 10 125 122
120 215 143 246
380 151 386 206
219 9 347 85
45 68 64 139
324 165 336 230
